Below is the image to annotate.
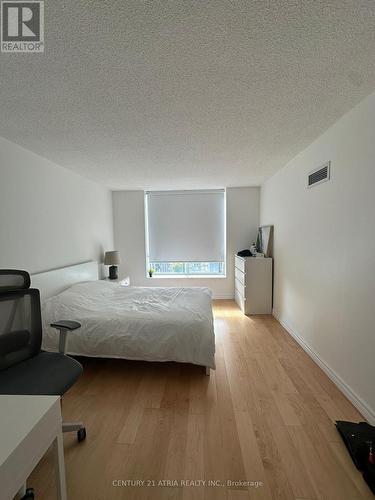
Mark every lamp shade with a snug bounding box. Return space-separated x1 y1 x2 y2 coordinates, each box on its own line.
104 251 121 265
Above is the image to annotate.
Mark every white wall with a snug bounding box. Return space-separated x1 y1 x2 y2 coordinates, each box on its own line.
260 91 375 423
113 187 259 298
0 136 114 275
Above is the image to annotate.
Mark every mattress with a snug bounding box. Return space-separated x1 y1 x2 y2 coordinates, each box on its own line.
42 280 216 369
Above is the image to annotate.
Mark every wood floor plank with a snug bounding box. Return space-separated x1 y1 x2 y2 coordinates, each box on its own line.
164 410 189 481
286 392 341 444
189 367 217 415
255 395 316 500
160 364 191 411
234 411 273 500
256 353 298 394
214 348 247 482
183 413 205 500
135 365 168 409
227 490 251 499
117 404 145 444
271 390 302 426
28 301 370 500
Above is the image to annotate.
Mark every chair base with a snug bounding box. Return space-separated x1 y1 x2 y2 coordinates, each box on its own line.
63 421 86 442
62 421 84 433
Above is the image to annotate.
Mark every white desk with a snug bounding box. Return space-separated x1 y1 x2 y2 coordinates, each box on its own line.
0 395 67 500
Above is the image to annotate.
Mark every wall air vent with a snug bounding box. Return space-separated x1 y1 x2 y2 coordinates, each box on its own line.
308 161 330 188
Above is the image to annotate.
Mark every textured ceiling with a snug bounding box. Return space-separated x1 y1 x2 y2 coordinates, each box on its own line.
1 0 375 189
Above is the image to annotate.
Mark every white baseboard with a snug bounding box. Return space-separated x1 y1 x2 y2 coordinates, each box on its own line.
212 293 234 300
273 310 375 425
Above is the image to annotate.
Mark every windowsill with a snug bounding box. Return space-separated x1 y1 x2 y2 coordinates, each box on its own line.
146 275 226 279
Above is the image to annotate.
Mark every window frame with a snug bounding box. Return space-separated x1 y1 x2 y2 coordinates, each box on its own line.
144 190 226 279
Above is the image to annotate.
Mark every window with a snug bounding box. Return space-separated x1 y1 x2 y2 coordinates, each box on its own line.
145 190 226 277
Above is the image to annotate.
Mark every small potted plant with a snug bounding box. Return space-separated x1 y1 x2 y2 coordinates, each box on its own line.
148 267 155 278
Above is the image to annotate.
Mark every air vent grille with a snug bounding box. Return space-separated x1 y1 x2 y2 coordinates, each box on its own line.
308 162 330 188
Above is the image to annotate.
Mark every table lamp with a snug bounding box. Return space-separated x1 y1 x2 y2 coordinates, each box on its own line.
104 251 121 280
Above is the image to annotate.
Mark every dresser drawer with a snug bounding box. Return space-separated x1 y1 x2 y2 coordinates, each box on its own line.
234 255 245 273
234 288 246 313
235 278 245 297
235 266 245 285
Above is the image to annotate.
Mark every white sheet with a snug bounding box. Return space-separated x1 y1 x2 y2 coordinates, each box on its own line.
42 281 215 369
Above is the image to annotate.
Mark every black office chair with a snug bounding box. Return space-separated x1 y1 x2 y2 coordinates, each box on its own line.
0 270 87 498
0 269 86 435
0 269 86 429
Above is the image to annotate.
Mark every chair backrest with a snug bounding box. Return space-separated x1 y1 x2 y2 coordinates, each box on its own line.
0 269 30 292
0 270 42 370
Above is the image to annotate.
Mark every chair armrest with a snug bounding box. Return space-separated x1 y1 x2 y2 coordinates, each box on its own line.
50 320 81 354
50 320 81 331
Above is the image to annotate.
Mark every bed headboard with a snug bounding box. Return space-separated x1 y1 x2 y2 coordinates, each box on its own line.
31 261 99 301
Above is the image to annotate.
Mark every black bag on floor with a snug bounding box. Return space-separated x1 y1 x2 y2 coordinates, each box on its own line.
336 420 375 495
363 461 375 495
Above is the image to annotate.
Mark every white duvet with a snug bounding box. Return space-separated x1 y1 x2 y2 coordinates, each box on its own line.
42 281 215 369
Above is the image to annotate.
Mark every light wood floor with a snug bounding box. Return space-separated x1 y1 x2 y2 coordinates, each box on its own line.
29 300 372 500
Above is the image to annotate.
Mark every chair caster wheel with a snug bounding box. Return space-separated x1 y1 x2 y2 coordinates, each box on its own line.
77 427 86 442
21 488 34 499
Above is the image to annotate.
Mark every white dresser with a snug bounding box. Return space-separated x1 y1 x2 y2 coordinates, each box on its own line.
234 255 273 315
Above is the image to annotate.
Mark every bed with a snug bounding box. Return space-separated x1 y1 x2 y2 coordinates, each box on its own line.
32 262 215 371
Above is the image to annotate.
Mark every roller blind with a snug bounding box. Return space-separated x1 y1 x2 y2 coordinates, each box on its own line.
146 190 225 262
